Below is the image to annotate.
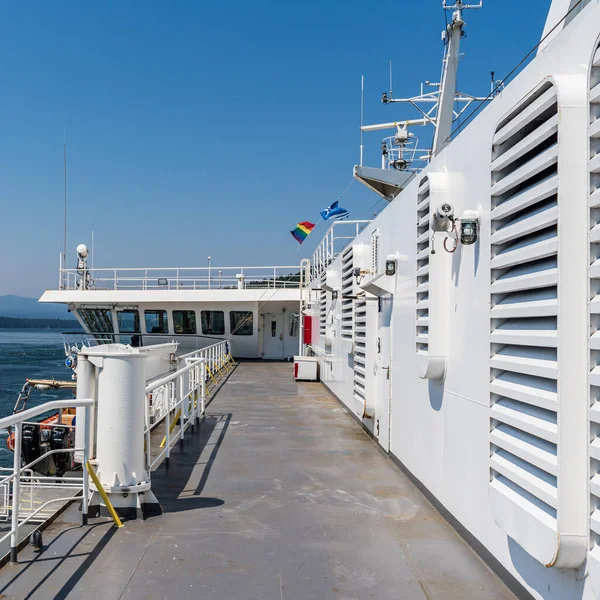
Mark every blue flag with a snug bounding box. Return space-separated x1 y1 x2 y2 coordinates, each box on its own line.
320 201 349 221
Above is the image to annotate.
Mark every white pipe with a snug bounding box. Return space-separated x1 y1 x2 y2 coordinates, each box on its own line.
9 423 21 562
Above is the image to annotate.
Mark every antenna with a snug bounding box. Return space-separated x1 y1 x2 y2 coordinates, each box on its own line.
91 229 95 271
389 61 393 100
63 134 67 268
360 75 364 166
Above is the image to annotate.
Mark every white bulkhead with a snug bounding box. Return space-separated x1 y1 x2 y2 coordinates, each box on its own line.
308 3 600 598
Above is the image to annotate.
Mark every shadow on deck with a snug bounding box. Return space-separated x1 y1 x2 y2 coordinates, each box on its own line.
0 362 519 600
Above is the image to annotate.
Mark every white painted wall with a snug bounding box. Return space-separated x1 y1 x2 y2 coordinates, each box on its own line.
310 5 600 598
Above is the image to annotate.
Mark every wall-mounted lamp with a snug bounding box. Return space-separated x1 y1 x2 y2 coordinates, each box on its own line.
332 290 339 301
459 209 481 246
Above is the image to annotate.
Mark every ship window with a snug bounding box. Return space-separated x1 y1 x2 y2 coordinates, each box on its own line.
145 310 168 334
173 310 196 334
78 308 114 334
230 311 253 336
201 311 225 335
117 310 139 334
289 312 299 337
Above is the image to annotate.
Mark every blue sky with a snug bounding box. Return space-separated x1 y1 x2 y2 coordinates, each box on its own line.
0 0 548 297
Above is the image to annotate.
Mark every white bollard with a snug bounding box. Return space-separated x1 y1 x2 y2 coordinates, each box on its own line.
82 344 161 520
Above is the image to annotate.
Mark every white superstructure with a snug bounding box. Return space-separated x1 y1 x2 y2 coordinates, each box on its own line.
42 261 303 359
304 1 600 598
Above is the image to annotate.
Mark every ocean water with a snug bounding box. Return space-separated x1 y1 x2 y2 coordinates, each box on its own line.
0 330 70 467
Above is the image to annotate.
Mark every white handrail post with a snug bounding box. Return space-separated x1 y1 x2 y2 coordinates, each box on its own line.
165 409 171 463
178 377 185 446
10 423 21 563
82 406 90 525
200 362 206 419
113 270 117 290
181 372 189 432
144 393 151 470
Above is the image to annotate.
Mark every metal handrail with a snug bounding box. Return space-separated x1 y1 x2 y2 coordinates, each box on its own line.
0 398 93 562
59 263 302 291
144 340 231 470
310 220 370 279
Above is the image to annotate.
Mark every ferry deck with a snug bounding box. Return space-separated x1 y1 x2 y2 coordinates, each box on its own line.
0 362 519 600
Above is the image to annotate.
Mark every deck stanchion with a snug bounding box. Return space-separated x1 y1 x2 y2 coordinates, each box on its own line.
10 423 22 563
82 408 90 525
201 367 206 419
144 392 151 470
178 377 185 447
165 409 170 464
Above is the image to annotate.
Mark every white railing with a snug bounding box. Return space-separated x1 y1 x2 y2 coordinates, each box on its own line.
311 220 370 279
59 264 301 292
144 340 233 470
0 398 93 563
0 340 235 563
381 135 430 173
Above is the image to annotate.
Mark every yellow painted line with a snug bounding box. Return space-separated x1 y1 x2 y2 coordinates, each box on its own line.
86 461 123 528
159 408 182 448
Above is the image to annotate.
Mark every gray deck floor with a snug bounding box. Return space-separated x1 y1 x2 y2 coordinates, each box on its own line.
0 362 517 600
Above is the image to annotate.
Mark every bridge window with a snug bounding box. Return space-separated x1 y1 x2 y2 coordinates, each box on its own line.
79 308 114 334
173 310 196 334
289 312 299 337
145 310 168 334
201 311 225 335
117 310 139 333
230 311 253 336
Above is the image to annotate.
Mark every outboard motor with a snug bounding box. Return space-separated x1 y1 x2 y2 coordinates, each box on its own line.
50 426 72 476
22 424 56 476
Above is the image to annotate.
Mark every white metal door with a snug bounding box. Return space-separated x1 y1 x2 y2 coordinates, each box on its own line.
263 314 284 359
375 294 393 451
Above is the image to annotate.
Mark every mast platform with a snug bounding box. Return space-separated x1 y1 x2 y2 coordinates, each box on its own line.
0 363 516 599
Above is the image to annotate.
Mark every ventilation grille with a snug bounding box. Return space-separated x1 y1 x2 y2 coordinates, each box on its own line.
590 42 600 554
371 230 379 274
354 296 367 407
416 177 430 355
341 247 354 340
489 82 559 534
319 271 327 337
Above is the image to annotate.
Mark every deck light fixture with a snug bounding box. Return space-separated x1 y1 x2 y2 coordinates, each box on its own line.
459 209 481 246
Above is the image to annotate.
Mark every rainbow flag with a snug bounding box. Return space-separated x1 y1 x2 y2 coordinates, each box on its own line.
290 221 315 244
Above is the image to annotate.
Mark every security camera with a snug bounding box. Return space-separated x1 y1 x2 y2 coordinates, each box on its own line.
432 203 455 232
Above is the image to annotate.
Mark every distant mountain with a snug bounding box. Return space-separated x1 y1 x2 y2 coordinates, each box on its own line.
0 295 75 319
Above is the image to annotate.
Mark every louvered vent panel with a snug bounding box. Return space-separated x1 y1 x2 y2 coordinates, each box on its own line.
489 82 560 533
416 177 430 355
354 296 367 406
319 271 327 337
341 247 354 340
371 230 379 274
590 42 600 557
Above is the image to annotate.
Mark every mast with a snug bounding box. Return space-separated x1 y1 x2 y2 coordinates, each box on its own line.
433 1 482 156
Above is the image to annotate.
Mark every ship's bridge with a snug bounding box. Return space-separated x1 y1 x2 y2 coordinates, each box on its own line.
41 262 305 361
